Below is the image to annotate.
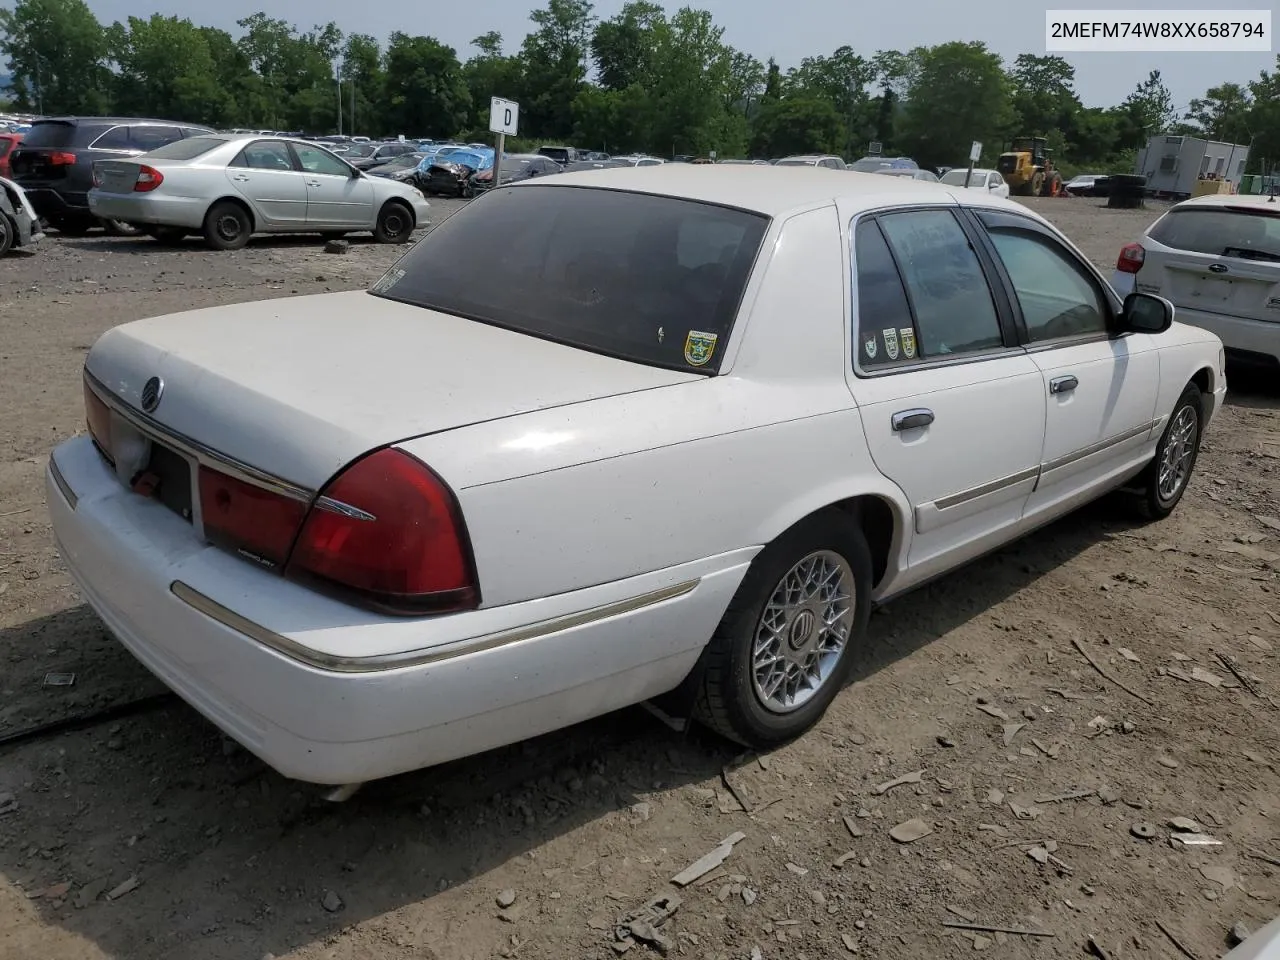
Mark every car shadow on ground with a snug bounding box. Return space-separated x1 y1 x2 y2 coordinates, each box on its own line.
0 496 1145 958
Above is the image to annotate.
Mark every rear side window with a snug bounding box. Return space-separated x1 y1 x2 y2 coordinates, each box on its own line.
369 185 769 374
141 136 224 161
854 220 917 366
129 125 183 152
876 209 1004 358
1148 207 1280 262
90 126 133 150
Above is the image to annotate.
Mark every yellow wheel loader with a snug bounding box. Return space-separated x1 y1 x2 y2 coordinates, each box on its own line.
997 137 1050 197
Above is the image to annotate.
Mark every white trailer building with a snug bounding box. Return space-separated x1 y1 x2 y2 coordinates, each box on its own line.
1135 135 1250 199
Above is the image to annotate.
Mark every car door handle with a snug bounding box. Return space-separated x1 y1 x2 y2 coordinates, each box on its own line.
1049 375 1079 394
305 180 322 187
230 175 250 182
891 408 934 431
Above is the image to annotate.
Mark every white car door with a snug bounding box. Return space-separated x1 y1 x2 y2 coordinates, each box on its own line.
225 140 308 227
847 207 1047 580
291 142 375 229
969 207 1161 517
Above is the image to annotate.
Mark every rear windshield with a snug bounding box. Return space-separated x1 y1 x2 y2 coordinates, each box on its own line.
142 136 224 161
369 184 769 374
538 147 570 162
19 120 106 149
1149 207 1280 262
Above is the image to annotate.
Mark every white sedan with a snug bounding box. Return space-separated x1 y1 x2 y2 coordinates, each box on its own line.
940 167 1010 198
87 134 430 250
1111 193 1280 372
48 165 1225 786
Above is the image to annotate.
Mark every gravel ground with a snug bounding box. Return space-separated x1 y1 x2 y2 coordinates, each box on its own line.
1 196 1278 960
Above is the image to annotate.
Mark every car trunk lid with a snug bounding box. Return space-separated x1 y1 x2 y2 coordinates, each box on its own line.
85 290 702 491
1145 249 1280 323
92 159 146 194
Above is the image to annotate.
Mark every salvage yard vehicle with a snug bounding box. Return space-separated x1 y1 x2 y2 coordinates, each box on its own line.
940 167 1010 198
9 116 215 235
87 134 430 250
1112 193 1280 373
47 165 1225 786
0 175 44 256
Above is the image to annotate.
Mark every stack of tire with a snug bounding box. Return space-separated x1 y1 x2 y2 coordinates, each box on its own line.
1108 174 1147 209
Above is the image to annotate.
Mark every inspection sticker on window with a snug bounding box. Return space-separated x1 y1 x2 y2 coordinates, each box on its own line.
684 330 718 366
863 333 878 360
370 267 405 295
882 328 900 360
899 328 917 359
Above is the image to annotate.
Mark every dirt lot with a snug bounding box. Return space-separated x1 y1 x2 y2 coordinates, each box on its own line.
1 196 1278 960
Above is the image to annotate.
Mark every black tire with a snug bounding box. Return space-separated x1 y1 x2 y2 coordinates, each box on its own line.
1131 382 1203 521
373 201 413 244
202 201 251 251
102 218 144 237
0 214 13 257
146 226 186 244
694 511 873 747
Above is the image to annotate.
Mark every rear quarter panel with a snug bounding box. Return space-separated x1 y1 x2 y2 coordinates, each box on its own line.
399 204 912 607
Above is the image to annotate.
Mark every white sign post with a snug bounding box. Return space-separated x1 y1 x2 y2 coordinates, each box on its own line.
965 140 982 188
489 97 519 191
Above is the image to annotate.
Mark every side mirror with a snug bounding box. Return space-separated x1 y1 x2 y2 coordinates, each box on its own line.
1121 292 1173 334
349 166 362 179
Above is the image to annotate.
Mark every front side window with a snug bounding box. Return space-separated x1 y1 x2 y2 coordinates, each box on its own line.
293 143 351 177
369 185 769 374
986 229 1109 342
876 209 1004 358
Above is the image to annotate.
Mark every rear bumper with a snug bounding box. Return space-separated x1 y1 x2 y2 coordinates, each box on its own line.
47 435 745 784
1166 305 1279 369
87 191 208 230
19 185 88 218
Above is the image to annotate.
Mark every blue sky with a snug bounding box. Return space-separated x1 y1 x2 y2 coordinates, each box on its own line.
78 0 1275 109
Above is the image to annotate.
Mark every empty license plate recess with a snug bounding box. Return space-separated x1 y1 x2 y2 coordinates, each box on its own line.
134 442 193 523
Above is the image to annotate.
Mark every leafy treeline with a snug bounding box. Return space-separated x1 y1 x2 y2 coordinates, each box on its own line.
2 0 1278 171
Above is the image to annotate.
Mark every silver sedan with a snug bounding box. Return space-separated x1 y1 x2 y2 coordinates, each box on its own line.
87 134 430 250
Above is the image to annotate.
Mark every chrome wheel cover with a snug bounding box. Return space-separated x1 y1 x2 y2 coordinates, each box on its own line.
1157 404 1198 502
751 550 855 714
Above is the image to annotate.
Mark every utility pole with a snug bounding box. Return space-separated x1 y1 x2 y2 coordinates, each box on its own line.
33 52 43 115
336 63 343 136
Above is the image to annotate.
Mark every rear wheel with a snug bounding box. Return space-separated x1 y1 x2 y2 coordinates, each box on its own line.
373 201 412 244
0 214 13 257
694 511 872 747
1131 383 1203 521
202 201 251 251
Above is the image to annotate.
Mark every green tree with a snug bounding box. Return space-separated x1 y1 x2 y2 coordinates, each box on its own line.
235 14 337 129
1114 69 1176 148
460 32 526 137
897 41 1014 169
1008 54 1080 137
341 34 385 135
107 15 233 123
0 0 112 113
1246 57 1280 174
519 0 595 138
785 45 876 156
590 0 662 91
1185 82 1252 144
382 32 470 137
749 97 845 157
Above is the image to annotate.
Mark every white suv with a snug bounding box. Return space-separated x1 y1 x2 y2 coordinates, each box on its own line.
1112 194 1280 372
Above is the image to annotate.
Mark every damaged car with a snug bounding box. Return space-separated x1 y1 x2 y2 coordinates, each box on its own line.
0 175 44 256
422 149 493 198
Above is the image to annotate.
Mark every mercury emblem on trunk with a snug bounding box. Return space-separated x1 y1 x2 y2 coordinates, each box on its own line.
140 376 164 413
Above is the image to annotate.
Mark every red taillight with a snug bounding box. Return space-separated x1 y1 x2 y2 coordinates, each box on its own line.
83 381 114 464
1116 242 1145 274
133 165 164 192
198 466 307 570
50 151 76 166
287 449 477 614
